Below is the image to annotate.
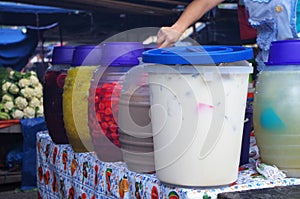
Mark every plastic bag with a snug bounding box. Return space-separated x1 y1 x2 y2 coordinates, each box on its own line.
20 117 47 191
6 143 23 168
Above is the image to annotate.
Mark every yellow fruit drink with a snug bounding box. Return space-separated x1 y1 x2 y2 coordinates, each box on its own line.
63 66 97 152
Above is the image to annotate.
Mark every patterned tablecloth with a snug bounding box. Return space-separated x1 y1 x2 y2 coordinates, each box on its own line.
37 131 300 199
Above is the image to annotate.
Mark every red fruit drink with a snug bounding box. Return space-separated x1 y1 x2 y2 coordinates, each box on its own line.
44 69 69 144
88 42 144 162
44 45 74 144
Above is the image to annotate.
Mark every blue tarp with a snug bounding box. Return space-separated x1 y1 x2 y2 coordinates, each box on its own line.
20 117 47 191
0 28 38 71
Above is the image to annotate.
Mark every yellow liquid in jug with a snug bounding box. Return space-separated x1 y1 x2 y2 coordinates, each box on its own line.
254 69 300 177
63 66 97 152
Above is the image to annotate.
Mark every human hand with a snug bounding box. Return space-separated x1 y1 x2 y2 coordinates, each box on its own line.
157 27 183 48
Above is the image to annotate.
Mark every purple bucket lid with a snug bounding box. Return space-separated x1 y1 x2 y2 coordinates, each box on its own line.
52 46 75 65
143 43 158 51
266 40 300 65
72 45 102 66
100 42 144 66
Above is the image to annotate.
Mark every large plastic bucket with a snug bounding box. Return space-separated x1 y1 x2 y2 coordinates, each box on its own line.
143 46 253 186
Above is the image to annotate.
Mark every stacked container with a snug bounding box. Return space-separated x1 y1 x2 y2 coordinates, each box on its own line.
118 65 155 173
44 46 74 144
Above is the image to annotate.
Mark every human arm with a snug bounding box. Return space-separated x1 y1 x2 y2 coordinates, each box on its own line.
157 0 225 48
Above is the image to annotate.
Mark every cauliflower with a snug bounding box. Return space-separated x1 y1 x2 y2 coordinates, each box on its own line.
2 81 12 93
2 94 14 102
33 86 43 98
9 71 23 81
36 105 44 117
15 96 28 110
18 78 30 88
8 71 15 79
0 70 43 119
3 101 14 112
30 71 37 76
11 109 24 119
35 82 43 90
23 107 35 118
29 75 40 87
8 84 19 95
29 97 40 108
20 87 34 100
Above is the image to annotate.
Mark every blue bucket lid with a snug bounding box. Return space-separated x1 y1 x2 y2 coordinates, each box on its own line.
142 46 253 65
52 46 75 65
265 40 300 65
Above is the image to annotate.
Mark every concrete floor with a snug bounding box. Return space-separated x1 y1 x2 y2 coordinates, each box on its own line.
0 190 37 199
0 183 37 199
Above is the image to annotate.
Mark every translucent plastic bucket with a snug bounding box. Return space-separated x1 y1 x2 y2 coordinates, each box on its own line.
146 65 252 186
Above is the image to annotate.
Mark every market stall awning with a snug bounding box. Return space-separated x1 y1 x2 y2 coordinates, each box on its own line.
0 28 38 71
0 1 81 14
0 1 84 26
0 2 83 70
6 0 187 16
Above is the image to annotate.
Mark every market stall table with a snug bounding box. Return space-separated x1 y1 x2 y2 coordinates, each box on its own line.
37 131 300 199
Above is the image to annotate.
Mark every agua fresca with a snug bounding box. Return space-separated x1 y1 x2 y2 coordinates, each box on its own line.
89 81 122 147
44 68 69 144
88 41 144 161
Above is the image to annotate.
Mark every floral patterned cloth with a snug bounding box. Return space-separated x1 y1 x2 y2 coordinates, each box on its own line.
37 131 300 199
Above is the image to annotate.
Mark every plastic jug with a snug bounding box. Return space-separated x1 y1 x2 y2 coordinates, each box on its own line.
44 46 74 144
88 42 144 162
253 40 300 177
63 45 102 152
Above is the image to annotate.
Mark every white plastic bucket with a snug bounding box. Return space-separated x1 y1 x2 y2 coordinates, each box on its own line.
146 65 252 186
